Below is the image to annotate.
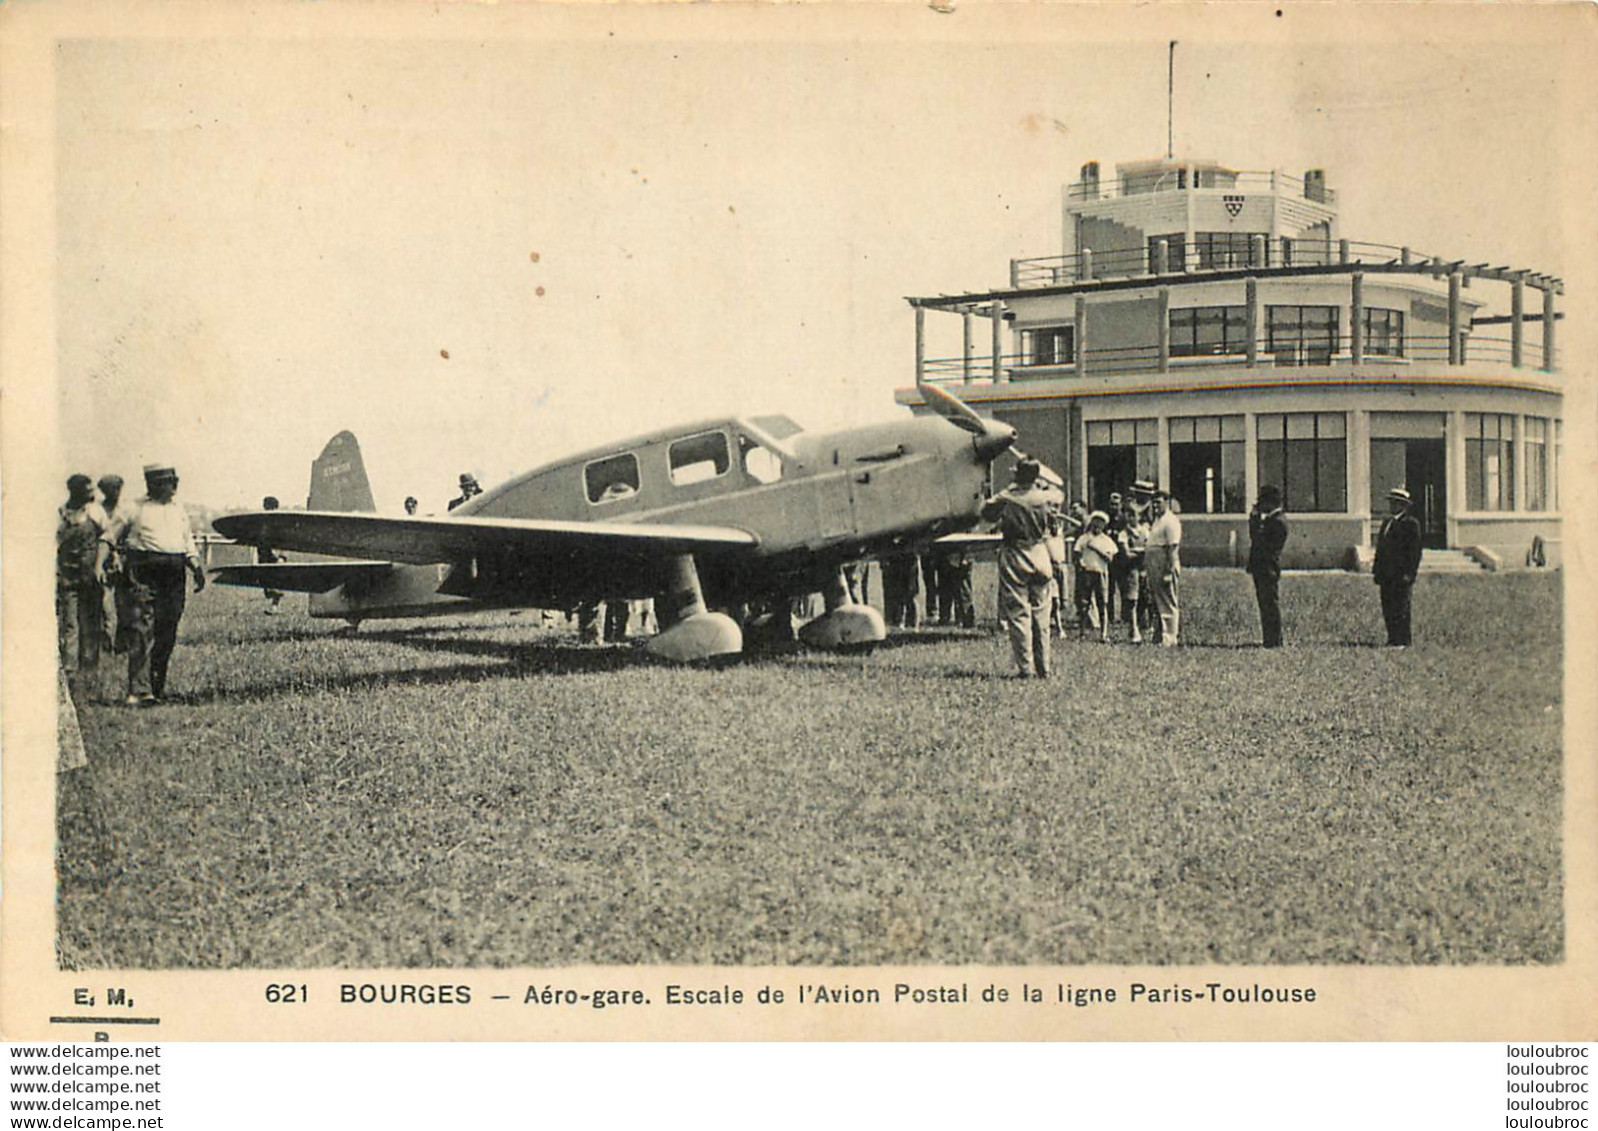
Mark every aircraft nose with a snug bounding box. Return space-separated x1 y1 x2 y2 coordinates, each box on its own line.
974 418 1018 462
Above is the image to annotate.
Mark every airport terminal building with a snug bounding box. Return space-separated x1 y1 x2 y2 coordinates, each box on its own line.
898 158 1564 569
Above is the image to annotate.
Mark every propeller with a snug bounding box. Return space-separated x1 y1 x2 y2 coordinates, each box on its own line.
917 379 1017 461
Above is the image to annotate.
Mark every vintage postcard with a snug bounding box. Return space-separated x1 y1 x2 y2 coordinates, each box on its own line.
2 0 1594 1042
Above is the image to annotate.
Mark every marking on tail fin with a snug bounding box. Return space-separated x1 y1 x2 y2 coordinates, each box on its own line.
307 430 376 513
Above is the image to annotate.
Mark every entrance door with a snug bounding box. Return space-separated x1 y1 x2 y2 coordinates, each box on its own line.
1405 439 1448 548
1369 413 1449 549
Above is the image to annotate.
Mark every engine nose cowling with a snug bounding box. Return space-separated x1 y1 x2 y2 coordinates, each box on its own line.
974 417 1018 462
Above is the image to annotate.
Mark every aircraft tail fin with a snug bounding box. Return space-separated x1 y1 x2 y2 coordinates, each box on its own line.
307 430 376 513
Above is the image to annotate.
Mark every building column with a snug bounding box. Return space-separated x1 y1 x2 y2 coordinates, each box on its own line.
914 304 925 385
1245 277 1260 368
1349 409 1372 539
990 302 1004 384
1242 411 1259 520
1156 415 1171 495
961 310 974 385
1350 273 1365 364
1447 272 1463 365
1074 295 1087 379
1542 287 1556 371
1513 415 1526 513
1068 402 1085 504
1446 410 1466 548
1157 287 1170 373
1184 167 1196 271
1511 276 1525 368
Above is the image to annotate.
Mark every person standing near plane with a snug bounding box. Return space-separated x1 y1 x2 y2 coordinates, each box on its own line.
57 474 109 695
448 473 482 511
1373 486 1422 647
1145 488 1183 646
1246 484 1288 647
104 463 206 705
404 496 419 516
257 495 286 614
96 473 135 654
981 458 1054 678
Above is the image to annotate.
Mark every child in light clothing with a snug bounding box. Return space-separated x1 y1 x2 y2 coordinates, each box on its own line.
1073 511 1118 641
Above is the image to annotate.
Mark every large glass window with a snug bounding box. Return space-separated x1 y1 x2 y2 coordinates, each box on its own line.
1169 306 1250 357
1524 418 1547 512
1086 418 1158 510
1022 326 1074 366
1256 412 1347 513
1466 413 1516 511
1193 232 1267 270
1169 415 1246 514
1363 308 1405 358
1268 305 1339 365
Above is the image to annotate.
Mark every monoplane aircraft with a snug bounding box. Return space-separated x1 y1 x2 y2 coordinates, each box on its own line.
211 385 1021 662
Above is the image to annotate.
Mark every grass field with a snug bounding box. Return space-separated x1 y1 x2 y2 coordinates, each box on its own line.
56 567 1563 969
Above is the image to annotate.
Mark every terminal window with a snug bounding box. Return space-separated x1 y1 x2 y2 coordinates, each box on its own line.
1257 412 1347 513
1086 418 1158 510
1466 413 1517 511
1268 305 1339 365
1363 308 1406 357
1524 418 1548 512
1169 415 1246 514
1023 326 1074 366
1169 306 1250 357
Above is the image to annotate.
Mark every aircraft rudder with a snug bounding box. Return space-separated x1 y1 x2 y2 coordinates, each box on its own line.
307 429 376 513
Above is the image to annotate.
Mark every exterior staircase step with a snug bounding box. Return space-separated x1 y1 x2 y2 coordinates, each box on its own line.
1419 549 1486 573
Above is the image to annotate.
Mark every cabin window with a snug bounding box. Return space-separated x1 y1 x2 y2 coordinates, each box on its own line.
669 431 731 487
740 435 784 485
1168 415 1246 514
585 452 641 504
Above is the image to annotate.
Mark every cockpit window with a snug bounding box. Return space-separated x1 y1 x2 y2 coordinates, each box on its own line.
585 453 640 504
669 431 731 487
740 434 784 485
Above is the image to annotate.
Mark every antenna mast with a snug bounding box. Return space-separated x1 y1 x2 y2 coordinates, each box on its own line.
1167 40 1177 159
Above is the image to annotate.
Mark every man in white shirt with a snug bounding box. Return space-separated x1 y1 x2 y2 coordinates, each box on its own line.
1144 489 1183 646
103 463 206 705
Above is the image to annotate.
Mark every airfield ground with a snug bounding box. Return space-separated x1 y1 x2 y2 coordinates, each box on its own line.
56 568 1561 969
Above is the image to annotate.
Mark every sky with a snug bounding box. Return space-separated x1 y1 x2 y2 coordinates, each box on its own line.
48 5 1582 514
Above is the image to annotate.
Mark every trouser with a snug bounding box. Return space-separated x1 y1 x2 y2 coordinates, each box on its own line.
941 563 974 628
1073 566 1092 625
1146 550 1180 645
1078 571 1109 637
920 554 942 624
57 582 104 678
1119 556 1145 632
603 600 629 642
1379 580 1412 646
998 567 1051 677
126 554 188 698
1253 572 1282 647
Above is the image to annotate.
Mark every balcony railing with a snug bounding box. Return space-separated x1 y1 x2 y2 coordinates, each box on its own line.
920 333 1552 384
1066 168 1337 206
1010 239 1430 289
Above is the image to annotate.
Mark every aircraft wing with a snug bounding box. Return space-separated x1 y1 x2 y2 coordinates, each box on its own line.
208 561 396 593
211 511 760 566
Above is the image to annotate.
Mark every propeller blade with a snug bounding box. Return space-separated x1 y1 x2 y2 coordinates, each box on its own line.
917 381 986 435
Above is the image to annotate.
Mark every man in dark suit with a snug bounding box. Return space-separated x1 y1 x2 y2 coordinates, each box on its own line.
1246 484 1288 647
1373 486 1423 647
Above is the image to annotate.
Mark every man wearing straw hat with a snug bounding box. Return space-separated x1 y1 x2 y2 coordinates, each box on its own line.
1373 486 1422 647
103 462 206 704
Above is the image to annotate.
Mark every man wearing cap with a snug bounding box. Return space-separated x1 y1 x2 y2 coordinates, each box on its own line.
96 474 137 654
1373 486 1422 647
448 473 482 511
57 474 109 692
1145 489 1183 646
103 463 206 704
1246 484 1289 648
981 458 1056 678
